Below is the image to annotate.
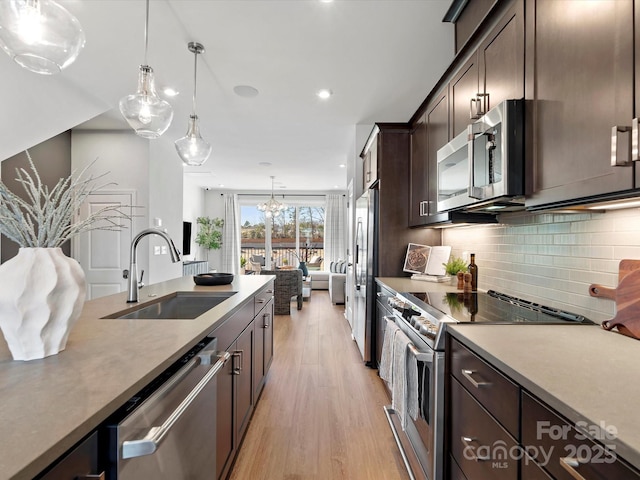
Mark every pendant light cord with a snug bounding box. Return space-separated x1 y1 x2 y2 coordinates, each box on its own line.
143 0 149 65
192 48 198 116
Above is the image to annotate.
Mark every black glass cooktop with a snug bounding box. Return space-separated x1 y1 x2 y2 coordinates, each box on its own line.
402 290 594 324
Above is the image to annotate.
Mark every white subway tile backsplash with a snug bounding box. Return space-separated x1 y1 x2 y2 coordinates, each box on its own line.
442 208 640 323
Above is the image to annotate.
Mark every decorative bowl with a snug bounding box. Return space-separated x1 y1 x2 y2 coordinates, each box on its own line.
193 273 234 286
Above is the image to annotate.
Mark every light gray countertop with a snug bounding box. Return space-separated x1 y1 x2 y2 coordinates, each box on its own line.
447 324 640 471
376 276 460 295
0 274 272 480
377 276 640 471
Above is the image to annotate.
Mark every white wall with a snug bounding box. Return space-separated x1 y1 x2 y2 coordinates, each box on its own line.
182 176 206 261
72 130 185 285
148 140 184 284
71 130 150 277
442 208 640 323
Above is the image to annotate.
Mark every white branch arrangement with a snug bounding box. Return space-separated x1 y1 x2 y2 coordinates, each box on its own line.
0 151 132 248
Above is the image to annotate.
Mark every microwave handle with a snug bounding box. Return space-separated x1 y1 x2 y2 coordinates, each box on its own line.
467 123 484 199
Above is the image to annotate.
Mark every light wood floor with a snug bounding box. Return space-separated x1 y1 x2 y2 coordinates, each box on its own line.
229 290 409 480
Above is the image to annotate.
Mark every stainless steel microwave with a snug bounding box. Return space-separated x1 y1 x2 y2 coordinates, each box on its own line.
437 99 525 213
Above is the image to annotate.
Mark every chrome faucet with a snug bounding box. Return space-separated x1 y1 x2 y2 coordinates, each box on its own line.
127 228 181 303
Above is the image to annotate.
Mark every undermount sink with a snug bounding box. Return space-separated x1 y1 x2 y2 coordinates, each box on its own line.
104 291 237 320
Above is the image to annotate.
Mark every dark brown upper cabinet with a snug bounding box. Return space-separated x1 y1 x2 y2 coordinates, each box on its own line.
409 112 428 226
409 88 449 226
525 0 635 209
449 0 524 139
450 56 479 139
361 129 379 190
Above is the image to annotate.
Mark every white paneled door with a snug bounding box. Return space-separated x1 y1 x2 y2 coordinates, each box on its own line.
73 192 135 300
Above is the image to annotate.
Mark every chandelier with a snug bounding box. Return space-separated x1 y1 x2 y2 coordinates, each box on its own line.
257 176 286 218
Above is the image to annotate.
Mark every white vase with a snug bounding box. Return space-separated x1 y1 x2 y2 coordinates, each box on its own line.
0 248 86 361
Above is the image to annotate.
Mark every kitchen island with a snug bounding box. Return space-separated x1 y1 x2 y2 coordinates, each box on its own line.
0 274 273 480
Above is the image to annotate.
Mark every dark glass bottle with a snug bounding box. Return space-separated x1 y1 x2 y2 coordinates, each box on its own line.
468 253 478 291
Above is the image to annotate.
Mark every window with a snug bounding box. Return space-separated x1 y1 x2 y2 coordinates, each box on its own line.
240 200 324 271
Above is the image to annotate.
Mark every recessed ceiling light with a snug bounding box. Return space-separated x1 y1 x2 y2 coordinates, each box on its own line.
258 162 272 167
219 184 225 188
234 85 259 98
320 0 334 3
163 87 179 97
338 164 346 168
333 185 339 189
317 89 333 100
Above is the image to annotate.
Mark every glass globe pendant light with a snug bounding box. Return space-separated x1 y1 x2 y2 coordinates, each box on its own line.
175 42 212 166
257 176 286 218
0 0 86 75
119 0 173 139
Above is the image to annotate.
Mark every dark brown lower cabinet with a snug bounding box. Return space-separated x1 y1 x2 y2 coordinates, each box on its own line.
450 377 518 480
37 431 101 479
217 322 255 480
447 335 640 480
450 455 469 480
217 346 235 480
522 392 640 480
253 297 274 399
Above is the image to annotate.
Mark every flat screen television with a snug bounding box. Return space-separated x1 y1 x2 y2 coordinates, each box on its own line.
182 221 192 255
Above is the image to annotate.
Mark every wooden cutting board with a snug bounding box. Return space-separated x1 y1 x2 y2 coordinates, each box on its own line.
599 268 640 338
589 259 640 300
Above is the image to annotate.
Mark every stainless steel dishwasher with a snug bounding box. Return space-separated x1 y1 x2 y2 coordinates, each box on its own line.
105 337 230 479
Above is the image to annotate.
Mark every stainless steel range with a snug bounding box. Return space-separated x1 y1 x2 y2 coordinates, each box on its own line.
382 289 594 480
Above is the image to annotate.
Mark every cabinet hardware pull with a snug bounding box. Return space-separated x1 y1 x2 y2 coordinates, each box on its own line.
461 369 491 388
376 292 384 297
256 298 266 304
477 93 489 116
470 97 478 120
232 350 243 375
121 351 231 459
263 313 270 328
419 200 428 217
611 125 632 166
78 474 105 480
461 436 490 461
266 289 274 294
632 118 639 161
560 457 588 480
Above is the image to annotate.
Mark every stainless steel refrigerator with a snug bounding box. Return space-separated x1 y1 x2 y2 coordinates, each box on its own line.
353 188 378 366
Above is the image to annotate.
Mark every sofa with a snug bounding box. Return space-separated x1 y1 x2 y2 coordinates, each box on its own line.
308 261 347 305
260 269 303 314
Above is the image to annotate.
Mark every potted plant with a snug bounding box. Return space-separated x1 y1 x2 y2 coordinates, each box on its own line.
240 256 246 274
195 216 224 262
443 256 468 289
0 151 131 360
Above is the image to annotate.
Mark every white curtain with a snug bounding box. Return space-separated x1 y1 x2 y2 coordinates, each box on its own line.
324 194 346 265
222 194 240 275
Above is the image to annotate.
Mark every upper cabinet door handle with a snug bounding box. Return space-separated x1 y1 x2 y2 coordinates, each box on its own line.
611 125 632 166
632 118 639 162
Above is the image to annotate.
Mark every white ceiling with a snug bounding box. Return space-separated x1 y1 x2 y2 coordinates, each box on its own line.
0 0 454 192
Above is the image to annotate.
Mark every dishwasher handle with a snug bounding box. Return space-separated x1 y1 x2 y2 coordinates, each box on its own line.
122 350 231 459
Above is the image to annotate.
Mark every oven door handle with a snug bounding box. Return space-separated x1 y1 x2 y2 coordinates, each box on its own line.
122 350 231 459
408 342 433 364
